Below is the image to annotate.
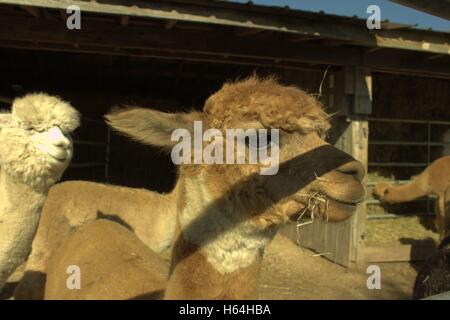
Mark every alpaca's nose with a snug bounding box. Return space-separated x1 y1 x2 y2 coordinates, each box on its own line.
48 127 70 148
336 160 365 182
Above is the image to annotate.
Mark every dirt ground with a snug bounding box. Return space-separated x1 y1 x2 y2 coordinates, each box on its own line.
365 216 439 246
366 175 440 247
259 234 419 300
2 233 419 300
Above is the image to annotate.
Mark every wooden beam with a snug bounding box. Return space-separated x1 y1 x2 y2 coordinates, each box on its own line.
364 49 450 79
353 67 372 115
288 36 322 43
120 15 130 27
58 9 66 20
0 41 328 73
0 16 448 79
164 19 177 30
41 7 52 20
348 116 369 265
366 47 382 54
425 54 445 61
390 0 450 20
0 0 449 55
375 33 450 55
323 67 371 265
0 16 360 66
236 28 264 37
20 5 40 18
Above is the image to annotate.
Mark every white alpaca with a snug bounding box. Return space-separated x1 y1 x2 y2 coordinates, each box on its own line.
0 93 79 292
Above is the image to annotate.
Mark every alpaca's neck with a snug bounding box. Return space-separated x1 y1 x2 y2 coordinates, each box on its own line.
165 233 264 299
0 168 47 289
164 180 276 299
102 184 179 254
384 180 428 203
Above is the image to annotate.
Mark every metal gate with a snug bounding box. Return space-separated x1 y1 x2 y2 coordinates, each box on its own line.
367 117 450 220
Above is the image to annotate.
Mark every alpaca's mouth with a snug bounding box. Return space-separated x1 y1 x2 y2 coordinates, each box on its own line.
329 198 358 210
328 196 359 207
48 148 71 164
294 192 359 208
289 192 360 223
322 197 359 221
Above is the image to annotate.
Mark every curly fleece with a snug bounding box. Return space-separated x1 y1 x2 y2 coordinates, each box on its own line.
0 93 80 190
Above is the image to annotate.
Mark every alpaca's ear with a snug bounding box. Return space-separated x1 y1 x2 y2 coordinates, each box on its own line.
0 113 11 130
105 107 203 149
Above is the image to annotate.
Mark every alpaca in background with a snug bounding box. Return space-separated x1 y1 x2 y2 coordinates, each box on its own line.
373 156 450 240
0 93 79 293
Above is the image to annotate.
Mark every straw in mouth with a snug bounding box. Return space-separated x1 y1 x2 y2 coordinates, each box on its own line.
294 192 329 246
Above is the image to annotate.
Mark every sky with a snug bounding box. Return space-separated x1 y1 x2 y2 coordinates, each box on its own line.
232 0 450 32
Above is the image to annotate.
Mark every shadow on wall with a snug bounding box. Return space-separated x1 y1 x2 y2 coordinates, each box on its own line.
399 237 437 272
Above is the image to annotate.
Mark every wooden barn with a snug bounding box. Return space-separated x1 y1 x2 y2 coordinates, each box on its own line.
0 0 449 268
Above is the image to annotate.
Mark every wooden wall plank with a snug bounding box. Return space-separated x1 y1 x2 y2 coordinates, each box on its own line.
0 14 448 79
364 244 436 262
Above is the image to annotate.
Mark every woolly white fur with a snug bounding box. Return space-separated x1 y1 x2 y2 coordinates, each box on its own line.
0 93 79 291
0 93 79 191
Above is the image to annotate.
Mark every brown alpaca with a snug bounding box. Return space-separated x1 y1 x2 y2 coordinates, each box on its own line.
14 181 177 300
45 219 169 300
373 156 450 239
44 77 366 300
